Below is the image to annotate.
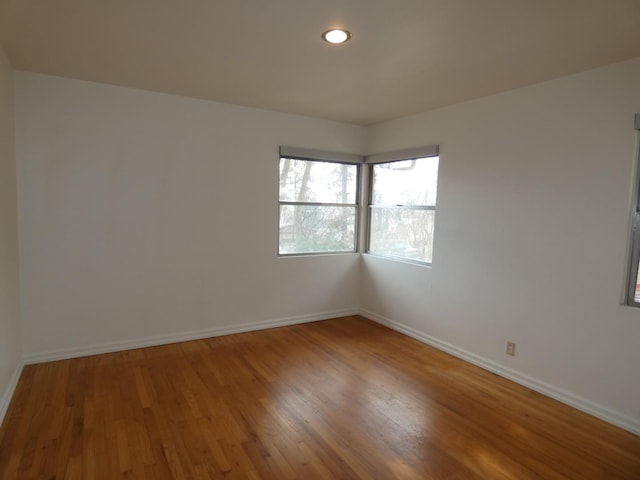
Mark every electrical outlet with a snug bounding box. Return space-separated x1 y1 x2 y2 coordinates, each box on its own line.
506 341 516 356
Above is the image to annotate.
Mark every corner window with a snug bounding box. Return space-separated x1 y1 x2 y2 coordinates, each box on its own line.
278 148 361 255
367 150 439 264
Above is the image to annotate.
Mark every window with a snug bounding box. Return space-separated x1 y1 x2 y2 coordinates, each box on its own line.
367 148 439 264
278 148 361 255
626 114 640 306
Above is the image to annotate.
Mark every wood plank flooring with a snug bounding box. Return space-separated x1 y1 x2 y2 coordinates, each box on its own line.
1 316 639 479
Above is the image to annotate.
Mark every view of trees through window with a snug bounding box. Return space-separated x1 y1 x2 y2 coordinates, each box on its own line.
277 152 440 263
279 158 358 254
368 157 439 263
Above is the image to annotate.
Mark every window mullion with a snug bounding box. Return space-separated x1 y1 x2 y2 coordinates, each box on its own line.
369 204 436 210
279 201 357 208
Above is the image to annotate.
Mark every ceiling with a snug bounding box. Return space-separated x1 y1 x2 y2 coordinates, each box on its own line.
1 0 640 126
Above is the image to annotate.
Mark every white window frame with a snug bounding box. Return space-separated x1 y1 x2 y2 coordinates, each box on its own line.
365 146 440 266
625 114 640 306
278 146 363 256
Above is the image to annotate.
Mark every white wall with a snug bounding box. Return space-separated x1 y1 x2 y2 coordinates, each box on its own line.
13 59 640 434
363 58 640 431
15 72 365 359
0 45 21 425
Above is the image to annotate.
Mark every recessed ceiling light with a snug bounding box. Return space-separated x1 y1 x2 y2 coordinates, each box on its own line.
321 29 352 44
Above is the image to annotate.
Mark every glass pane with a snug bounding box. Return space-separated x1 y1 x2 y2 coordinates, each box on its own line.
279 158 358 204
635 262 640 303
369 208 435 263
372 157 439 206
279 205 356 254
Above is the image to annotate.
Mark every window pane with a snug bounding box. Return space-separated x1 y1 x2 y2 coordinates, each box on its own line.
369 208 435 263
279 205 356 254
279 158 358 204
372 157 439 206
635 261 640 303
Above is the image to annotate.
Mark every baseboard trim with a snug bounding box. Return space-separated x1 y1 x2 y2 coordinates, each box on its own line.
23 309 359 365
360 309 640 437
18 308 640 436
0 361 24 429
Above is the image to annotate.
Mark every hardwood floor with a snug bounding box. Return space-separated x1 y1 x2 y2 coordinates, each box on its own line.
1 316 639 479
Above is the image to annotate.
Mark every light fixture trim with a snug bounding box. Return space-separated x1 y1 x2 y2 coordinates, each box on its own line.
321 29 352 44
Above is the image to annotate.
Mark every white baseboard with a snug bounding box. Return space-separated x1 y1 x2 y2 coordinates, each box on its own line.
0 361 24 429
360 309 640 437
22 309 360 365
17 308 640 437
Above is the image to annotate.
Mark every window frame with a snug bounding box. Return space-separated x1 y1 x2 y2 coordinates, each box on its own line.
278 147 363 257
625 114 640 306
365 146 440 266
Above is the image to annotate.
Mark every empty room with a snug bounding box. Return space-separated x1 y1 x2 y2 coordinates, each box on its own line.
1 1 640 478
